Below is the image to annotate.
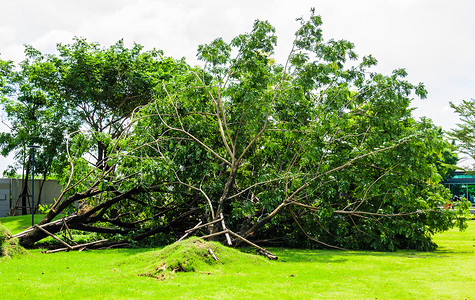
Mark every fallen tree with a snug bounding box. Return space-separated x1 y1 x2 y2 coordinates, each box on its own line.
14 11 469 252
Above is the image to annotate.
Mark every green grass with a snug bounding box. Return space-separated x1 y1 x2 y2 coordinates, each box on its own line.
0 224 28 258
0 216 474 299
139 236 270 281
0 214 49 235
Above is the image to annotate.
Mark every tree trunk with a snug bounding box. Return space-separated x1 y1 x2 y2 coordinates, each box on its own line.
212 163 238 233
37 174 47 206
19 214 82 248
97 140 106 170
20 157 31 215
241 201 288 239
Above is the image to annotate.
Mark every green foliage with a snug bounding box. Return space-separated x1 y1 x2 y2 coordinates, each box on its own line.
13 10 467 251
37 203 52 214
0 47 80 178
0 38 184 180
52 38 168 133
104 10 464 250
449 98 475 169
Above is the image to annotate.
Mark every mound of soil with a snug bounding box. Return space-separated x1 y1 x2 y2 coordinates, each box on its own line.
0 224 28 258
140 237 266 280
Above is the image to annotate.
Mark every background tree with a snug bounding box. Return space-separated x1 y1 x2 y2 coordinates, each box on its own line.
1 38 184 174
449 99 475 170
0 39 186 214
13 11 468 251
0 53 78 213
49 38 182 169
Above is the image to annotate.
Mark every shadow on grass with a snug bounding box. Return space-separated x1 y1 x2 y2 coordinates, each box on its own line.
268 247 464 263
106 236 472 266
269 248 350 263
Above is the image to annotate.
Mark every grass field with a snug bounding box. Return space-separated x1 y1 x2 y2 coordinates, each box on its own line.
1 216 474 299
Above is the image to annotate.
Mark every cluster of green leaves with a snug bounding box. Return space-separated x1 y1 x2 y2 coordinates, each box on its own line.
0 53 77 178
449 99 475 169
0 38 183 180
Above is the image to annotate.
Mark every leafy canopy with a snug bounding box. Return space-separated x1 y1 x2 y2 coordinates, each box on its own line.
2 10 468 251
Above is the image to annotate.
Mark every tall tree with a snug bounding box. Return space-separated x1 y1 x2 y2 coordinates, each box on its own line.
0 52 78 213
0 38 185 179
50 38 180 169
449 99 475 169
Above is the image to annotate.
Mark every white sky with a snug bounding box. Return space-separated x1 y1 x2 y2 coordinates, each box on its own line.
1 0 475 172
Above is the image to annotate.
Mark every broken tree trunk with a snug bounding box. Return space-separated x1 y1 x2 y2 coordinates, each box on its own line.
15 214 79 247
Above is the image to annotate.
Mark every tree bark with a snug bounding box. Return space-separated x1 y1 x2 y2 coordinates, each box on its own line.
36 174 47 206
19 214 81 248
212 163 239 234
20 157 31 215
241 201 288 239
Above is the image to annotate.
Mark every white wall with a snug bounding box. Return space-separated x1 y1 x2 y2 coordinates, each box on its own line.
0 179 62 217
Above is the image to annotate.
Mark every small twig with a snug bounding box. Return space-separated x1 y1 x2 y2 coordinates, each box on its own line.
184 218 223 233
208 247 219 261
62 235 78 246
61 217 76 244
178 221 203 242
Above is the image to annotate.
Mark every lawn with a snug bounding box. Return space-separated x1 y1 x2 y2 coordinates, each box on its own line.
0 214 49 235
0 216 473 299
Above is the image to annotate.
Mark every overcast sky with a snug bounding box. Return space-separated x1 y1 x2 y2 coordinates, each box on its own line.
1 0 475 172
